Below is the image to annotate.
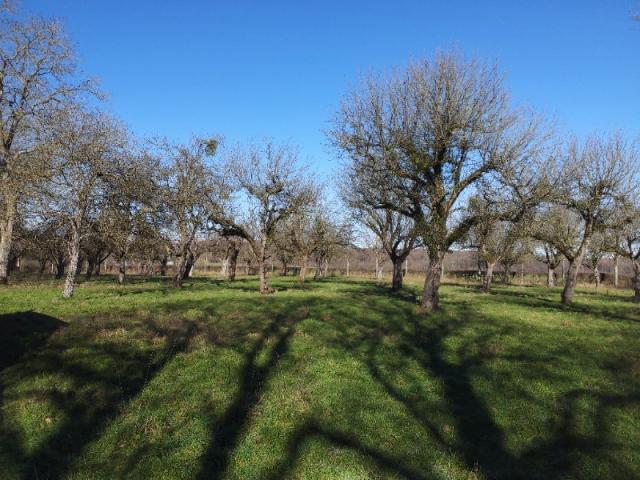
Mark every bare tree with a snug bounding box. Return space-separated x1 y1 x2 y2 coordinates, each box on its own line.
0 11 96 283
100 152 159 284
467 196 530 292
340 165 418 290
610 203 640 301
330 51 544 311
158 137 221 288
216 142 315 294
40 108 127 298
534 242 564 288
535 134 638 304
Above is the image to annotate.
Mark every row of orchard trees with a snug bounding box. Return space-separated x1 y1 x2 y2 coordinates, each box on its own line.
332 52 640 310
0 7 350 298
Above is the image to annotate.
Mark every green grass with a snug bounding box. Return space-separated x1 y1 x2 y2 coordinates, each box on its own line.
1 275 639 479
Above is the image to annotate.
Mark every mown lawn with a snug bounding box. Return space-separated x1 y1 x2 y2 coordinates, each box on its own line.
0 275 639 480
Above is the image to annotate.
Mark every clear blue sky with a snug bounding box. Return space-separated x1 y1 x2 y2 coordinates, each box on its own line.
23 0 640 178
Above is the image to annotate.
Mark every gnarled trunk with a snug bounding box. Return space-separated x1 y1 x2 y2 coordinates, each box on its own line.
314 257 322 281
482 261 496 293
421 250 445 312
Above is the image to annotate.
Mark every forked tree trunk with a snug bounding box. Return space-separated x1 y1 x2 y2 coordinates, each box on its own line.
547 265 555 288
482 261 496 293
421 250 445 312
63 227 81 299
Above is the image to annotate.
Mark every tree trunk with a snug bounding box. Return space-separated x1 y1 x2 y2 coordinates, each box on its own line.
613 256 619 288
63 228 81 299
324 259 329 277
547 265 555 288
280 260 288 276
299 256 307 283
421 250 445 312
228 248 239 281
75 255 85 275
482 261 496 293
95 260 102 276
173 251 188 288
314 257 322 281
39 259 47 277
86 257 95 280
118 257 126 285
159 256 168 276
632 261 640 303
259 258 269 294
391 257 404 290
221 256 229 276
182 252 194 280
375 256 383 282
0 193 16 284
501 263 512 284
55 256 66 279
346 258 350 277
593 266 600 289
561 258 583 305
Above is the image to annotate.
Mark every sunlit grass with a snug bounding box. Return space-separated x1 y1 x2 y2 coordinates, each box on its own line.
1 275 639 479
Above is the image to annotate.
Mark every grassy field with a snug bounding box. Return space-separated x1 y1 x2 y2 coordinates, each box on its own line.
1 275 639 480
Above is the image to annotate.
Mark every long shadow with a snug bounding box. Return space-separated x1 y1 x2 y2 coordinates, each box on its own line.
351 288 639 479
0 314 198 480
487 289 639 324
195 308 305 479
0 312 66 372
266 420 435 480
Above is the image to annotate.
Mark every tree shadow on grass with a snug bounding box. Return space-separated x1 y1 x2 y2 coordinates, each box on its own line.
346 294 640 479
0 312 66 372
0 313 199 480
485 288 639 324
195 307 308 479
